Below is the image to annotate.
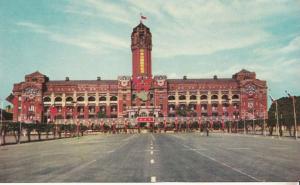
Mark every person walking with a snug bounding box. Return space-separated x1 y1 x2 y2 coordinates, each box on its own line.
206 122 209 136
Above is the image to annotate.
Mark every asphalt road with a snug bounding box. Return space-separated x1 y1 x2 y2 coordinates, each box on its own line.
0 132 299 182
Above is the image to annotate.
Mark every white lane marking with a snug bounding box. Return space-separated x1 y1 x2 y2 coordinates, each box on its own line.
150 159 155 164
151 134 156 141
106 150 115 153
182 144 262 181
151 176 156 182
269 147 288 150
228 148 250 150
182 148 207 151
150 146 154 150
150 151 154 155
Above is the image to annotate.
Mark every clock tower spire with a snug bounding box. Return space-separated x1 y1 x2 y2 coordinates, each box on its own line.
131 22 152 78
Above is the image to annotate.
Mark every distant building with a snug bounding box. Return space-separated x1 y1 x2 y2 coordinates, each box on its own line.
0 109 13 121
6 22 268 125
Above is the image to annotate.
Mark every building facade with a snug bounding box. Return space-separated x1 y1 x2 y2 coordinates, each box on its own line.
7 23 268 126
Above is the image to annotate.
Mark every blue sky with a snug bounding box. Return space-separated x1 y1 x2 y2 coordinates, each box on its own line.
0 0 300 107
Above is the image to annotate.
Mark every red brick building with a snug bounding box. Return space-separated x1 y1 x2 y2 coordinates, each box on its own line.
7 22 268 126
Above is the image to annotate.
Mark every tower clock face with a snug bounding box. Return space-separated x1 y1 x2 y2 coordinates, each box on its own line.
245 84 256 96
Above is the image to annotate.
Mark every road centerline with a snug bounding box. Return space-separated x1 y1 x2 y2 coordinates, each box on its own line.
150 159 155 164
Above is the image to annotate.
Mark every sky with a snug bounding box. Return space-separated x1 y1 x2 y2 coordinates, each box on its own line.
0 0 300 108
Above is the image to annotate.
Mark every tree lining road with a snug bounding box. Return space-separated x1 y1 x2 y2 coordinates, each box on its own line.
0 133 299 182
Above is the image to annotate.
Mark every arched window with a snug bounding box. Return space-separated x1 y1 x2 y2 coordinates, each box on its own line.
43 97 51 102
100 106 106 112
222 95 229 100
189 103 196 110
132 94 136 100
190 95 197 100
201 104 207 111
88 106 95 113
77 106 84 113
200 95 207 100
99 96 106 101
88 96 95 102
54 97 62 102
179 104 186 110
232 94 239 99
110 96 117 101
179 95 186 100
222 103 229 107
168 104 175 111
111 105 118 112
212 103 218 111
168 96 175 100
66 97 73 102
211 95 218 100
77 96 84 102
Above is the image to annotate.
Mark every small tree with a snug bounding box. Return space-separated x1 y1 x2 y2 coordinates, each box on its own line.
24 123 36 142
97 112 106 118
69 124 77 137
80 124 88 136
1 122 9 145
35 123 46 141
56 124 64 138
45 124 54 139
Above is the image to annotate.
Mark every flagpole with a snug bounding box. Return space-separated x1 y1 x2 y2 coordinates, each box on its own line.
0 99 3 145
263 111 266 136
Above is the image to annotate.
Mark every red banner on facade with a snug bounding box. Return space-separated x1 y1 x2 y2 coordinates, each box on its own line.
136 117 154 123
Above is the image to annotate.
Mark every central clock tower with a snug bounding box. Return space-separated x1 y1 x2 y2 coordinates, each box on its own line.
131 22 152 78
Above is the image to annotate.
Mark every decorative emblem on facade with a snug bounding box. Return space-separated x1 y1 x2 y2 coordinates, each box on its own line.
132 76 152 92
137 91 148 102
154 75 167 87
245 84 256 96
248 101 254 109
23 87 39 99
157 76 165 86
118 76 130 87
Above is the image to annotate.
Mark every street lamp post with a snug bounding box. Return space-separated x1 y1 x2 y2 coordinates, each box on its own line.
243 112 246 135
285 91 298 140
263 111 266 136
19 97 24 144
252 108 255 135
0 100 3 145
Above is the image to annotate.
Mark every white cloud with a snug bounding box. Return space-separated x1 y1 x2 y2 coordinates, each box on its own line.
60 0 300 57
64 0 134 25
16 21 128 53
281 36 300 53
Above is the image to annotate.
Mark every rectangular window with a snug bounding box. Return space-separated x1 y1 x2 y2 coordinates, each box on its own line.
29 105 35 111
140 49 144 74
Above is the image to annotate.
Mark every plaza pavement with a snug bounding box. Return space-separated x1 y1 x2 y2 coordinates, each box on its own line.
0 132 299 182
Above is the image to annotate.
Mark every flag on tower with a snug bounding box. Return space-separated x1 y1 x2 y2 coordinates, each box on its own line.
140 13 147 21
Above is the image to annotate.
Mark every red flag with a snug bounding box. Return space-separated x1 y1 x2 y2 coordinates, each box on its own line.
50 106 57 116
141 15 147 19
